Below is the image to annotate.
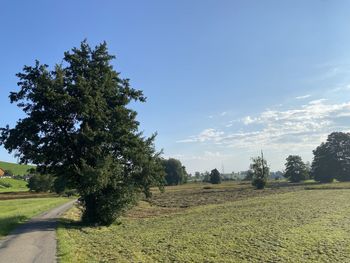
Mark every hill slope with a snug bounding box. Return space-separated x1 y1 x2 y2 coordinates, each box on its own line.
0 161 35 176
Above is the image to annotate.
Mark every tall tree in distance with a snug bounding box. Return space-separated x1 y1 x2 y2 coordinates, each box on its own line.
284 155 308 182
162 158 188 185
311 132 350 183
0 41 164 225
250 151 269 189
209 168 221 184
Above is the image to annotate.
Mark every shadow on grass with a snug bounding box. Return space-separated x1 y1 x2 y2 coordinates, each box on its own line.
0 215 28 237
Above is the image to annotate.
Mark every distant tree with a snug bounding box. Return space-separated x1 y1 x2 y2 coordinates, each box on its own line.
194 171 201 179
27 173 54 192
250 153 269 189
0 41 164 225
202 171 210 182
269 171 284 180
243 170 254 181
305 161 311 179
284 155 308 182
311 132 350 183
182 166 189 184
209 168 221 184
162 158 187 185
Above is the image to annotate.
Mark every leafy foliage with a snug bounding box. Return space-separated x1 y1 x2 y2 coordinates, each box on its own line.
209 168 221 184
250 156 269 189
162 158 188 185
27 173 54 192
0 41 164 225
311 132 350 183
284 155 308 182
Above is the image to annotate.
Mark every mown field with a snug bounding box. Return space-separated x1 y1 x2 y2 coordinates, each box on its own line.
0 178 28 193
57 181 350 262
0 197 70 238
0 160 35 176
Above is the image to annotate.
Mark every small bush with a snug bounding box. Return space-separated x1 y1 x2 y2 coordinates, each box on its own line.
27 174 54 192
64 189 78 197
203 186 213 190
210 169 222 184
252 178 266 190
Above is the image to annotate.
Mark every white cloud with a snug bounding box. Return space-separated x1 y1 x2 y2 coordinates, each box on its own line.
242 116 257 125
220 111 227 116
295 94 311 100
177 128 224 143
178 100 350 152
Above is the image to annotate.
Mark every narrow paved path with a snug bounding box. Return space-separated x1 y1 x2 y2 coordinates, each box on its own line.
0 200 76 263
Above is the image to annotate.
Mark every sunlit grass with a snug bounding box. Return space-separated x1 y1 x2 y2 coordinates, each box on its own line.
0 197 69 238
0 178 28 193
58 188 350 262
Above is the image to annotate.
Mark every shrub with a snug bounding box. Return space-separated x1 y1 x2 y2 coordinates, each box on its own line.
27 174 54 192
210 169 221 184
252 178 266 189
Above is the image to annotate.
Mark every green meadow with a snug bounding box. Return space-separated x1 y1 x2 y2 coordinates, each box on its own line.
57 182 350 262
0 178 28 193
0 197 69 238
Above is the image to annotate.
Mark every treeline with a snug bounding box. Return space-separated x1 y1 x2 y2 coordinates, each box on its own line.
245 131 350 189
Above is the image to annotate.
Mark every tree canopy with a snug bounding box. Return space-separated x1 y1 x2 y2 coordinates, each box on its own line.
284 155 308 182
311 132 350 183
0 41 164 225
162 158 188 185
209 168 221 184
250 155 269 189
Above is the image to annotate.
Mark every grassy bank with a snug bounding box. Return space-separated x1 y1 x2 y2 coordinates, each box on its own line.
0 178 28 193
58 183 350 262
0 161 35 176
0 197 69 238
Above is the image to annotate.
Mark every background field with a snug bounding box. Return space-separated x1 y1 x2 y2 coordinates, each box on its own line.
0 178 28 193
0 197 69 238
57 181 350 262
0 161 35 176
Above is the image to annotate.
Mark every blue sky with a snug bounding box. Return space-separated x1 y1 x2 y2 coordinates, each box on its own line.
1 0 350 173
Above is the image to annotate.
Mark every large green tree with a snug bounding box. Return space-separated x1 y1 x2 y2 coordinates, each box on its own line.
0 41 164 225
162 158 187 185
284 155 308 182
311 132 350 183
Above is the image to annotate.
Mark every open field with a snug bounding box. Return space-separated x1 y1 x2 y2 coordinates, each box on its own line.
0 161 35 176
0 178 28 193
0 197 70 238
57 181 350 262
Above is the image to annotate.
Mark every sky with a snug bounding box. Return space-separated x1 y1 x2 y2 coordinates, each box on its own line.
1 0 350 174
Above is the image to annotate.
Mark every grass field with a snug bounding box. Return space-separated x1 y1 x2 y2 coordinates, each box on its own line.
57 181 350 262
0 160 35 176
0 197 69 238
0 178 28 193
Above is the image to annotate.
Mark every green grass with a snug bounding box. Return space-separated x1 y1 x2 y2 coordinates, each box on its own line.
58 185 350 262
0 178 28 192
0 160 35 176
0 197 70 238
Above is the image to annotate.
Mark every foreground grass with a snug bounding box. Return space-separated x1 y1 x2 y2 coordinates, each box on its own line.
0 178 28 193
58 189 350 262
0 161 35 176
0 197 69 238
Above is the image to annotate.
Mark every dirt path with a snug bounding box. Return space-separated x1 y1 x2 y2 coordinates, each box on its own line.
0 199 76 263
